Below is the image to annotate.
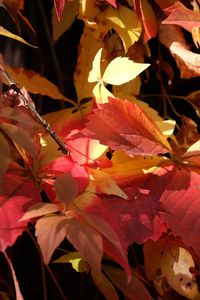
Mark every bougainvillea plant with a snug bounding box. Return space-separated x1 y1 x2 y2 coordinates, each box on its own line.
0 0 200 299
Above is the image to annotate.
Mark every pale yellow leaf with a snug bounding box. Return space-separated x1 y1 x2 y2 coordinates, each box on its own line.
0 26 37 47
88 48 103 83
74 27 105 102
156 120 176 137
161 245 200 299
52 0 79 41
102 57 150 85
98 5 142 52
4 66 67 100
93 82 114 105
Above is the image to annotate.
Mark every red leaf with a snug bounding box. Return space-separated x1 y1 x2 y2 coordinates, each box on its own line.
162 2 200 33
105 0 117 8
54 172 78 205
54 0 65 21
161 168 200 256
80 210 131 279
101 167 171 245
84 97 170 156
0 174 41 251
66 212 103 272
36 214 69 264
139 0 158 42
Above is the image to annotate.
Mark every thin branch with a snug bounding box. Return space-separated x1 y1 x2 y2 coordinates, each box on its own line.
2 67 69 155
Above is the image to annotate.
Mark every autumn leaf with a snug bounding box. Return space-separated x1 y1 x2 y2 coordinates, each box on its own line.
66 212 103 273
159 24 200 78
88 48 149 103
162 2 200 33
86 169 128 199
36 214 69 264
91 270 119 300
0 174 41 252
54 172 78 206
52 0 79 41
84 97 171 156
53 0 65 21
4 66 67 100
74 27 105 103
0 0 20 29
161 245 200 299
0 26 37 47
104 265 153 300
54 251 88 273
138 0 158 43
160 167 200 258
95 5 142 52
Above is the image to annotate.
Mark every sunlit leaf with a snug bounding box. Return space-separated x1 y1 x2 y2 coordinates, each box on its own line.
161 245 200 299
0 26 37 47
84 97 171 156
36 215 68 264
4 66 67 100
102 56 150 85
54 252 88 273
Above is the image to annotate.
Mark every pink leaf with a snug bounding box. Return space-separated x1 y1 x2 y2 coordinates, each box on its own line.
80 210 131 279
84 98 170 156
54 0 65 21
66 212 103 273
20 203 60 221
54 172 78 205
162 2 200 33
105 0 117 8
36 215 69 264
161 168 200 256
0 174 41 252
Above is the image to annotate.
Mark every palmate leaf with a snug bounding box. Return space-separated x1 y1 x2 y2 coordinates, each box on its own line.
89 48 150 86
4 66 67 100
84 97 171 156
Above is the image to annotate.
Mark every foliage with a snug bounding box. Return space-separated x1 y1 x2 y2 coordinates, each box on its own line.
0 0 200 299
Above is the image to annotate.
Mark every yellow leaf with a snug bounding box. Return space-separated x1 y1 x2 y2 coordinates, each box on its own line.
88 48 103 83
54 252 88 273
4 66 67 100
161 245 200 299
74 27 105 103
0 26 37 47
97 5 142 52
87 169 128 199
93 82 114 105
52 0 79 41
104 151 167 185
102 56 150 85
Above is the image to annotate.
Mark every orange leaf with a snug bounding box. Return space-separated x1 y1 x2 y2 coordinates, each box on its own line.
4 66 67 100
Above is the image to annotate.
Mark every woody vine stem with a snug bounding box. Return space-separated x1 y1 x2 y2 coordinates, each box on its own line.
1 67 69 155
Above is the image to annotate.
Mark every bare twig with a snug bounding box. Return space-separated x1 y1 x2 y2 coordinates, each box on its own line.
2 67 69 155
